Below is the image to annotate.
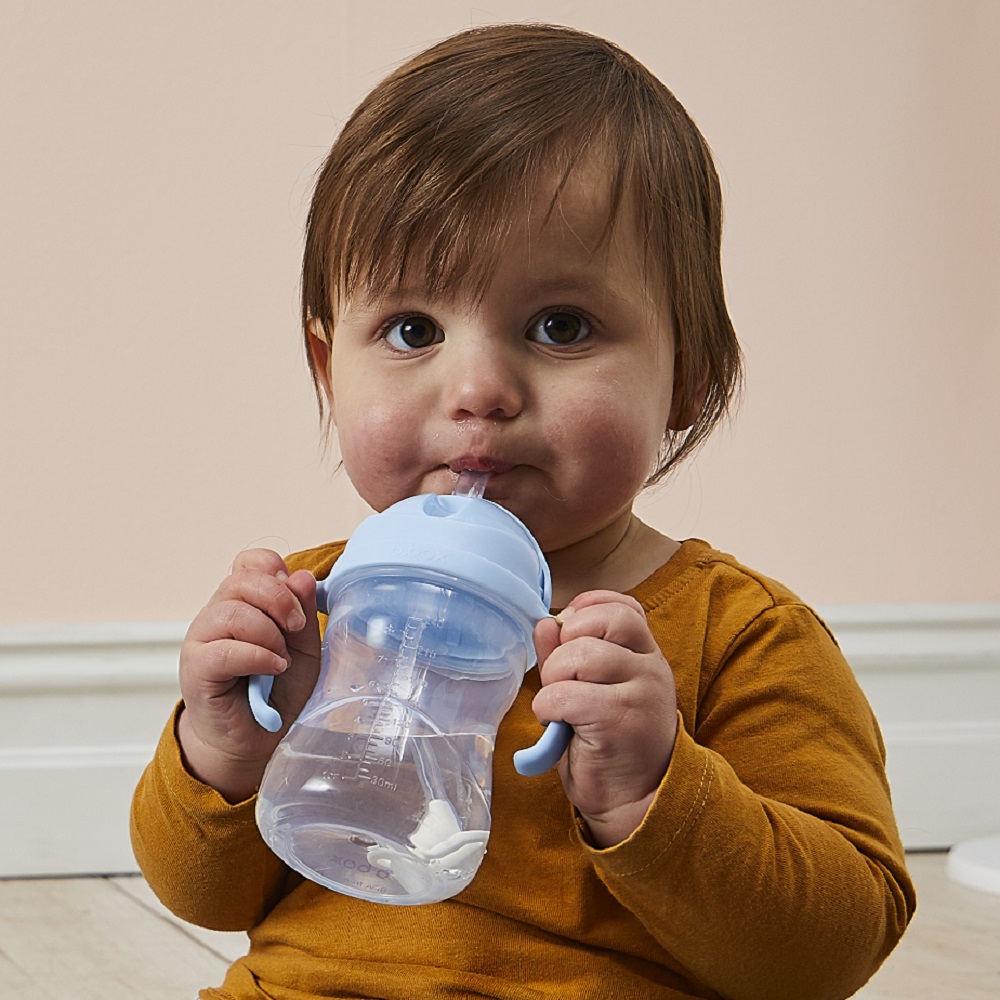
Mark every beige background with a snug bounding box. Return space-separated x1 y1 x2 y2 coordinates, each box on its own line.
2 0 997 626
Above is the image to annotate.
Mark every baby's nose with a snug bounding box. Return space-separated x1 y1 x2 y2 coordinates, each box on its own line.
442 340 525 420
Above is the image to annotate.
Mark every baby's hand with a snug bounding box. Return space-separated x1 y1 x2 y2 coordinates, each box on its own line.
177 549 321 802
532 591 678 848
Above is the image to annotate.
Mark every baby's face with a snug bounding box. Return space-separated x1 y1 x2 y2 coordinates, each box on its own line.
322 166 677 555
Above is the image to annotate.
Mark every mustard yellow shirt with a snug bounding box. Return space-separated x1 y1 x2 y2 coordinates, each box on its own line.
131 539 914 999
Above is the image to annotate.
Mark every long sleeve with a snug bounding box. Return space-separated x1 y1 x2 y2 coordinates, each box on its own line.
130 543 345 933
130 704 294 931
583 562 915 999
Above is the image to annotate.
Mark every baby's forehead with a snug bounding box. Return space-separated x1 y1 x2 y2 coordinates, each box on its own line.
332 162 639 305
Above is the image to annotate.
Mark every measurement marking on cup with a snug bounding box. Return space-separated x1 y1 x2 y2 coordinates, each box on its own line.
355 616 427 790
356 703 404 792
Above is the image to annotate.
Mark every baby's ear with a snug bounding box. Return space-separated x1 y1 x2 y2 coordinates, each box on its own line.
667 359 709 431
307 319 334 409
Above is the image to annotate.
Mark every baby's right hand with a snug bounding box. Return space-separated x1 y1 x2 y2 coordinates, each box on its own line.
177 549 321 802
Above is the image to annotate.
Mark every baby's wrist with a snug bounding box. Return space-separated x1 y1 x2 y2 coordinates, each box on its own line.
578 792 655 849
177 708 268 804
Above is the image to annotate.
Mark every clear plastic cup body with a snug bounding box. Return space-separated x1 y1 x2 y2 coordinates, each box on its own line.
256 571 531 905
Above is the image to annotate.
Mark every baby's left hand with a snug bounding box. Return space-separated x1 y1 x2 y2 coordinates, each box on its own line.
532 591 678 848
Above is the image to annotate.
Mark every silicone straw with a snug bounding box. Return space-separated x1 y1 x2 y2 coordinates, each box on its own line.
452 469 572 776
453 469 491 499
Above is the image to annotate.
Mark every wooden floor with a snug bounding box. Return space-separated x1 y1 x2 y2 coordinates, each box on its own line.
0 852 997 998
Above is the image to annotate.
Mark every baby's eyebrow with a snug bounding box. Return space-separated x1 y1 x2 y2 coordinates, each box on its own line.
520 274 630 305
348 286 436 311
342 273 633 316
336 291 410 318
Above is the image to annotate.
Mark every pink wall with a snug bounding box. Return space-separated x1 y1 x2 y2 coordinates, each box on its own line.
2 1 998 625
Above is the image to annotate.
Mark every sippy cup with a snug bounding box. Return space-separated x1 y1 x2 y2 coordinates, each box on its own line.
250 473 570 906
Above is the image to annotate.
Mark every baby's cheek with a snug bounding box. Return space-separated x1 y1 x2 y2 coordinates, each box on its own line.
565 395 659 477
337 402 419 496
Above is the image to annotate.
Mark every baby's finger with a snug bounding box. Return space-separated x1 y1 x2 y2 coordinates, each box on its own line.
283 569 322 662
538 636 646 686
532 616 561 669
557 594 658 655
231 548 292 578
210 567 307 635
285 569 318 625
230 549 306 626
533 672 673 741
190 637 289 688
531 676 624 732
187 597 291 660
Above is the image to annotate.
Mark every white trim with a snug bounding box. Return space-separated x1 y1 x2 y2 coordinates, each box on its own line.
0 745 155 770
818 602 1000 669
0 622 187 876
0 621 186 693
820 603 1000 849
0 604 998 874
0 621 188 647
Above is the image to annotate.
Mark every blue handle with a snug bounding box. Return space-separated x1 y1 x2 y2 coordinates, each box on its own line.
248 675 282 733
512 720 573 776
247 578 330 733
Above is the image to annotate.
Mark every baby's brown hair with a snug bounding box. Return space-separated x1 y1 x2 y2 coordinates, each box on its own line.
301 23 742 482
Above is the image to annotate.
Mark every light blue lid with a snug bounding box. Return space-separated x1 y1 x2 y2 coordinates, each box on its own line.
317 494 552 624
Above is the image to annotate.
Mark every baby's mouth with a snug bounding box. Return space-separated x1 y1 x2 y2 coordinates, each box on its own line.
447 456 514 475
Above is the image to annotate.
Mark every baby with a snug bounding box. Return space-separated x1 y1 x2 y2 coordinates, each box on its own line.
132 22 915 1000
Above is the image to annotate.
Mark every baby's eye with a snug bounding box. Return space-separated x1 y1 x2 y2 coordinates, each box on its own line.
382 314 443 351
527 311 592 346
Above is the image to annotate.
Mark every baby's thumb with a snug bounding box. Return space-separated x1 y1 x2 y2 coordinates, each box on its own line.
532 615 562 672
285 570 321 658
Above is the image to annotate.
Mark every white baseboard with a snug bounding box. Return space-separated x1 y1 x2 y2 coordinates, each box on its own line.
0 623 186 877
819 603 1000 850
1 605 997 875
